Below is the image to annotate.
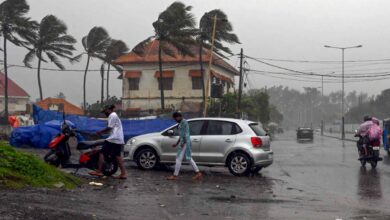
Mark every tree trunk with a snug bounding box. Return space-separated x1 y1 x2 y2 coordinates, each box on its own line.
106 64 110 101
199 44 205 108
100 63 104 106
37 50 43 101
83 55 90 114
3 36 8 120
158 44 165 110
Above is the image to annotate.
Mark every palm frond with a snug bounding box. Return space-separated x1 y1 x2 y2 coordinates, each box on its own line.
23 49 35 68
46 51 65 70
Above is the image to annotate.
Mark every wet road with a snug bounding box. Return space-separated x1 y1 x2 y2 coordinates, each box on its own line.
2 133 390 220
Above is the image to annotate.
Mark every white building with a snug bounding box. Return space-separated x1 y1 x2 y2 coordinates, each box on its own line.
0 72 29 113
115 40 239 112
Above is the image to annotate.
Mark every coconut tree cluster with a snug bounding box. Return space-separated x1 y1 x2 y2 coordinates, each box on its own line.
0 0 239 117
134 2 240 110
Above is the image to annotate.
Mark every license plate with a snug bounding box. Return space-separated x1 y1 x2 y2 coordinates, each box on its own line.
268 154 273 159
373 147 380 150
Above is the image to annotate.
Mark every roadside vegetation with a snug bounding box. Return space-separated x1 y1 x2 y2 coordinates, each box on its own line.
0 142 81 188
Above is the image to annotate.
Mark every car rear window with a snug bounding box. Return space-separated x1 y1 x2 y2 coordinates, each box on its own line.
249 123 266 136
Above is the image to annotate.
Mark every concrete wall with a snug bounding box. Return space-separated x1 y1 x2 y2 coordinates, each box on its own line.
122 63 235 110
0 96 29 113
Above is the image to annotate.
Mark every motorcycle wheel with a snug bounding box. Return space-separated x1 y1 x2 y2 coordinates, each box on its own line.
102 157 118 176
44 151 60 167
360 159 366 167
370 161 377 169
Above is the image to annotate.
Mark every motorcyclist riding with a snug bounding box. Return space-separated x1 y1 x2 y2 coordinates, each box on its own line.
356 115 373 158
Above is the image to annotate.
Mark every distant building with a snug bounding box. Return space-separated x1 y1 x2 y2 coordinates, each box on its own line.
36 97 84 115
115 40 239 112
0 72 30 113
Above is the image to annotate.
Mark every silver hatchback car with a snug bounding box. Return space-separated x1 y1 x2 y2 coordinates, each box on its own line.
124 118 273 176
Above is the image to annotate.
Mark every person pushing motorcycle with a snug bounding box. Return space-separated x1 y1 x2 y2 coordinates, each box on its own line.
89 104 128 179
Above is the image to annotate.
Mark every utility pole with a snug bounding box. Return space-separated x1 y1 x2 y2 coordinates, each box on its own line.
237 48 244 116
203 15 218 117
324 44 362 140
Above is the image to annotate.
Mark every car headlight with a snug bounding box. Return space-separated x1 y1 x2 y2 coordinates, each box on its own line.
128 138 136 145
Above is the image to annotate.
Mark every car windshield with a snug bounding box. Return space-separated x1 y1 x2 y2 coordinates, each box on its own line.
249 123 266 136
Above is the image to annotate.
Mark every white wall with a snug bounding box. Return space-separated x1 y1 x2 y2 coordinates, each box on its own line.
122 63 236 110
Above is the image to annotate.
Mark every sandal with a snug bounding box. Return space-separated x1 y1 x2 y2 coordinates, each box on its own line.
113 175 128 180
89 171 104 177
167 175 178 180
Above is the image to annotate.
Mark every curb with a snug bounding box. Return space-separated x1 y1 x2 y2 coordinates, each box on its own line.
318 134 355 142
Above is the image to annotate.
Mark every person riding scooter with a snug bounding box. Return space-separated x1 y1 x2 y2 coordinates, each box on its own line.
356 115 373 158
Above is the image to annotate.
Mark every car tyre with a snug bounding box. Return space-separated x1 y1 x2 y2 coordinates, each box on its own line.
136 148 159 170
228 152 251 176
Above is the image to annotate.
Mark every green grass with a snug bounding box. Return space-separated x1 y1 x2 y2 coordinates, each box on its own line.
0 142 81 188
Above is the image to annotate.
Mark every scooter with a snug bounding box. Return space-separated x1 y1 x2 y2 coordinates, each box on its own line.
355 131 382 168
44 119 118 176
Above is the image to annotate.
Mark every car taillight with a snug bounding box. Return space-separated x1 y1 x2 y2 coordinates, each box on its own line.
251 137 263 148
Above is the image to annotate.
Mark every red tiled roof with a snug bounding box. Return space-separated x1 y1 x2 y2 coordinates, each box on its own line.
0 72 29 97
114 40 239 75
36 98 84 115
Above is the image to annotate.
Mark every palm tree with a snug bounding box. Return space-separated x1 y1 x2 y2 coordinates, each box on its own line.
0 0 37 119
73 27 111 112
133 1 197 110
24 15 76 101
100 39 128 103
197 9 240 103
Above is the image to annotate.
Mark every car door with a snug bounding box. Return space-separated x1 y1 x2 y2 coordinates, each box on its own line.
198 120 240 164
160 120 205 163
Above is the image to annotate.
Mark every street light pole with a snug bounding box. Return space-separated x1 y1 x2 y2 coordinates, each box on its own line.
324 44 362 140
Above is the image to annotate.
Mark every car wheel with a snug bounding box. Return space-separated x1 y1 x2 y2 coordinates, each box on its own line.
136 148 159 170
228 152 251 176
360 159 366 167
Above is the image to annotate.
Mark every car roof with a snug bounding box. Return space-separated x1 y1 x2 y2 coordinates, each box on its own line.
187 117 256 125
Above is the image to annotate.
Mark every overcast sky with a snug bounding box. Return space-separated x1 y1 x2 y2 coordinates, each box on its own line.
4 0 390 105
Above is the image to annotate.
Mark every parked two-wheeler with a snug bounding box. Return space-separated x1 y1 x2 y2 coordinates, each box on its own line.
44 120 118 176
355 132 382 168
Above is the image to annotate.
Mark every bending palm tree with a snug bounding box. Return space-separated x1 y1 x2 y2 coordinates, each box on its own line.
197 9 240 105
100 39 128 103
133 1 197 110
0 0 37 119
24 15 76 101
73 27 111 112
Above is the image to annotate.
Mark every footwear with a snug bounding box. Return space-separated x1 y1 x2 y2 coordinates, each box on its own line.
89 171 103 177
192 172 203 180
167 175 178 180
113 175 127 180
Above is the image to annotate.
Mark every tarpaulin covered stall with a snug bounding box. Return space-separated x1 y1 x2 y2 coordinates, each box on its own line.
10 105 175 148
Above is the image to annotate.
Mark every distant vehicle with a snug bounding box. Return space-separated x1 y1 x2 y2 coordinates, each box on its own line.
277 127 284 134
297 127 314 141
124 118 273 176
314 128 321 133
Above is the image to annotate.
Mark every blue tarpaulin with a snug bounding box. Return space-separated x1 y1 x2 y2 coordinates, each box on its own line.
10 105 175 148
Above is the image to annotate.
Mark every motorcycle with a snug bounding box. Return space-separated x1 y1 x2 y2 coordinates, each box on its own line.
355 130 382 168
44 120 118 176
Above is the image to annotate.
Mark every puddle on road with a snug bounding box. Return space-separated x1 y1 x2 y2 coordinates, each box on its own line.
208 196 295 204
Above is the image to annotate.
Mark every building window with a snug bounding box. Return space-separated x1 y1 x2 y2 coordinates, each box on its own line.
128 78 140 90
158 78 173 90
192 77 203 90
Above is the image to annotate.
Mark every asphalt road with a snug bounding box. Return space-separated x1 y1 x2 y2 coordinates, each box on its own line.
2 132 390 220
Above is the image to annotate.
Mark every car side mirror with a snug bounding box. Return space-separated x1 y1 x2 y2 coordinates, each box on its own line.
167 130 174 136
